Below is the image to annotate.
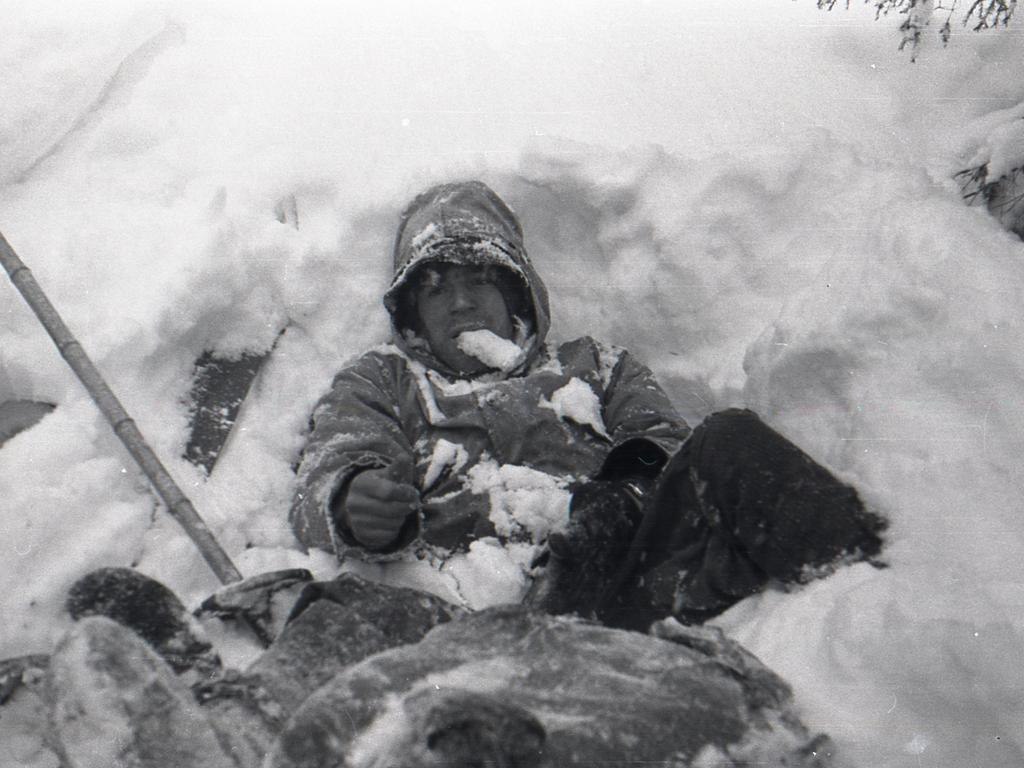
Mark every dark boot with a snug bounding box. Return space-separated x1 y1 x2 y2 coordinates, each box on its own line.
525 480 645 618
66 567 222 680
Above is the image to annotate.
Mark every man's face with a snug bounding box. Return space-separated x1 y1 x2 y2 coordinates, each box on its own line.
415 263 514 374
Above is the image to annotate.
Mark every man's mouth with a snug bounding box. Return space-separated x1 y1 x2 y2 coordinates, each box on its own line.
449 321 487 337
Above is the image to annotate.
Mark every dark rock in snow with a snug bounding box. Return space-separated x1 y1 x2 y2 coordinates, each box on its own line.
244 573 466 711
47 616 235 768
184 338 281 475
47 573 834 768
266 605 836 768
0 399 54 447
190 574 466 766
190 573 466 765
45 572 464 768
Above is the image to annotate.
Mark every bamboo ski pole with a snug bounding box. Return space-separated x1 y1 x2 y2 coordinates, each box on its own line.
0 231 251 591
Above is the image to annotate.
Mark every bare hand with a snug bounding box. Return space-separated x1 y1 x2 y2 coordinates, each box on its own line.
344 460 419 550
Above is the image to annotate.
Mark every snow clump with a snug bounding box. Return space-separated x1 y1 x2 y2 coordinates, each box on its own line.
456 330 525 372
467 459 572 543
442 538 537 609
539 378 610 439
422 438 470 489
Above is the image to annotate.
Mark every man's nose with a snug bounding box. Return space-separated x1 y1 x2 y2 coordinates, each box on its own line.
450 284 476 311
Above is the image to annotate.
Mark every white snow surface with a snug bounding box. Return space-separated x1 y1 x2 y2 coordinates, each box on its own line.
2 3 1024 767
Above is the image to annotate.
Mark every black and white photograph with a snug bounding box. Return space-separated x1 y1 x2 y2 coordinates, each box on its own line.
1 2 1022 766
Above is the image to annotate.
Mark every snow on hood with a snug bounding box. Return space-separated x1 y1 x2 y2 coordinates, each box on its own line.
382 181 552 377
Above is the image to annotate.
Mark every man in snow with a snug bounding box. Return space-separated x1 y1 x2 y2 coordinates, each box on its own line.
289 179 886 627
43 181 885 768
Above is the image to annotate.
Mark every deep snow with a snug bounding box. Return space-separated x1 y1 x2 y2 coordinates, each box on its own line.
2 2 1024 767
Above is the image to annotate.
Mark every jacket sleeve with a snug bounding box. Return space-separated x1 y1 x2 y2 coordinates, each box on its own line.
288 352 417 556
597 344 691 480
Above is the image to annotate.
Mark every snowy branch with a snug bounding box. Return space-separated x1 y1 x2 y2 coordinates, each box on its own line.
963 0 1017 29
817 0 1016 59
956 161 1024 238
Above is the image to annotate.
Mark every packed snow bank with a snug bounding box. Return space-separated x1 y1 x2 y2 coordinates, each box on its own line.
2 3 1024 768
726 165 1024 768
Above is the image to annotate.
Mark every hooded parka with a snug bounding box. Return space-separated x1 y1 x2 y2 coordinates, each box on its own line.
289 182 690 561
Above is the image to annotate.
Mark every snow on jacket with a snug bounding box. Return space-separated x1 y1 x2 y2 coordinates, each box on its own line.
289 181 690 564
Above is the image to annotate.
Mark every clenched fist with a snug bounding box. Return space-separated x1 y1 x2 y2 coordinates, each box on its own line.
343 459 419 550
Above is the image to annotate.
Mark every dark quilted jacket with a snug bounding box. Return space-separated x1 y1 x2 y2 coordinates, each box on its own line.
289 182 690 560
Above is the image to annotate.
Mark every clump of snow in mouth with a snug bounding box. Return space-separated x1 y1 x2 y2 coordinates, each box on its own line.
456 329 524 372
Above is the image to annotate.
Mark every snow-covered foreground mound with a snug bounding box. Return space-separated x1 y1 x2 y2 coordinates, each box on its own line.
2 3 1023 768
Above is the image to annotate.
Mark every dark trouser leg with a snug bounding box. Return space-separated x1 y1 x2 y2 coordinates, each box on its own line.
607 409 886 629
